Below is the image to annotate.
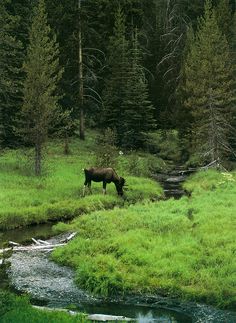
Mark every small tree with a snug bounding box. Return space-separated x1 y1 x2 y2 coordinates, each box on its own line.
122 29 156 149
21 0 63 175
181 0 236 165
95 128 118 168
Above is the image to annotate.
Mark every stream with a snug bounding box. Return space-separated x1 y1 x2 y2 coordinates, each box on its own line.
0 173 236 322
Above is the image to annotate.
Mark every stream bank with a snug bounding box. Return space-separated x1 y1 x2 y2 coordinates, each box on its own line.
1 170 236 322
0 216 235 322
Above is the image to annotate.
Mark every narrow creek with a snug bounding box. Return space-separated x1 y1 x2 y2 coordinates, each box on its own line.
0 172 236 323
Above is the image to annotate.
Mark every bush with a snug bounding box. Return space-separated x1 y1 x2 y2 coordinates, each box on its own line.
144 130 182 162
95 128 118 168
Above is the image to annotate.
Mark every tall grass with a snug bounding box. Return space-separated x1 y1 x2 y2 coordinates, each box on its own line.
52 170 236 309
0 132 163 230
0 291 88 323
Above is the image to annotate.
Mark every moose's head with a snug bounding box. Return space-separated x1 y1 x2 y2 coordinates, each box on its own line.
116 177 126 196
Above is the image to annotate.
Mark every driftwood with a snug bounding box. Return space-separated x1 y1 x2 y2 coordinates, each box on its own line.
88 314 134 321
0 233 77 255
60 232 77 243
32 306 134 321
9 241 20 246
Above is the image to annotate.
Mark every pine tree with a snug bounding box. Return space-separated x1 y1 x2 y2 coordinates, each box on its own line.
122 29 155 148
230 12 236 151
21 0 63 175
0 0 23 147
215 0 232 42
102 7 129 145
182 0 235 164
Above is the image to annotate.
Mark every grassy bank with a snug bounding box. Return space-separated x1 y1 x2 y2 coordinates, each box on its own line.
0 291 88 323
52 170 236 309
0 132 163 230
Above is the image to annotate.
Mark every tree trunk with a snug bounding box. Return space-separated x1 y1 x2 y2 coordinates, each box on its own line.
78 0 85 140
64 133 70 155
35 142 41 176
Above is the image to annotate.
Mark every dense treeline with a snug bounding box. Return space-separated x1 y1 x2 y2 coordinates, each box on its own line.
0 0 236 174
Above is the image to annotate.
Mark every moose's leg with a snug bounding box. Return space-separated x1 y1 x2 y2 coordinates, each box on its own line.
88 181 92 194
103 181 107 195
83 181 87 197
83 180 91 197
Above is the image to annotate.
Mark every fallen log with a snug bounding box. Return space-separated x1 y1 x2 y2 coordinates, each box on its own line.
14 243 65 252
37 239 50 245
32 306 134 321
60 232 77 243
0 232 77 255
32 238 41 245
88 314 134 321
9 241 20 246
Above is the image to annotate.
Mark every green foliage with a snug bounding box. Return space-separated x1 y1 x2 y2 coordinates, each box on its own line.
117 152 166 177
0 133 163 230
181 0 236 164
95 128 118 167
0 291 88 323
144 130 182 162
20 0 63 175
184 169 236 195
215 0 233 41
0 0 23 147
52 170 236 308
102 7 129 144
121 29 156 148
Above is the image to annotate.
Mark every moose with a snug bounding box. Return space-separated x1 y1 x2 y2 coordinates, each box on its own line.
83 167 126 197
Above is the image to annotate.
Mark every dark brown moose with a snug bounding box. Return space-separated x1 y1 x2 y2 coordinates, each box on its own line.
83 167 126 197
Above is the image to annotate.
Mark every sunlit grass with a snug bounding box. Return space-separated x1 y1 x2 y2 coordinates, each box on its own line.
0 131 163 229
52 170 236 309
0 291 88 323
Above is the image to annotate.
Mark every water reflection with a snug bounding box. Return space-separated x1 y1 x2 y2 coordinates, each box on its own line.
0 223 54 248
136 311 176 322
1 228 236 323
78 303 186 323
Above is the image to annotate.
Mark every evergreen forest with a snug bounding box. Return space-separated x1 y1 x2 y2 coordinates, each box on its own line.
1 0 236 171
0 1 236 322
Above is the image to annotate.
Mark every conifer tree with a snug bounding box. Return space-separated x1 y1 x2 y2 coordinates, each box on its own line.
0 0 22 147
182 0 235 164
215 0 232 42
122 29 155 148
230 12 236 151
21 0 63 175
102 7 129 145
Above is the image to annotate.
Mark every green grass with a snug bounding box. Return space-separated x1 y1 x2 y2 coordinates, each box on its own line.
0 131 163 230
52 170 236 309
0 291 89 323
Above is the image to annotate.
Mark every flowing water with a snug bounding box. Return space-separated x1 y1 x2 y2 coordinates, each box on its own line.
0 173 236 322
152 167 194 199
1 227 236 322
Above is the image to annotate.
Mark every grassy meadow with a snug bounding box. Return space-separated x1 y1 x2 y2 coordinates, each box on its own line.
52 170 236 309
0 291 88 323
0 131 163 230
